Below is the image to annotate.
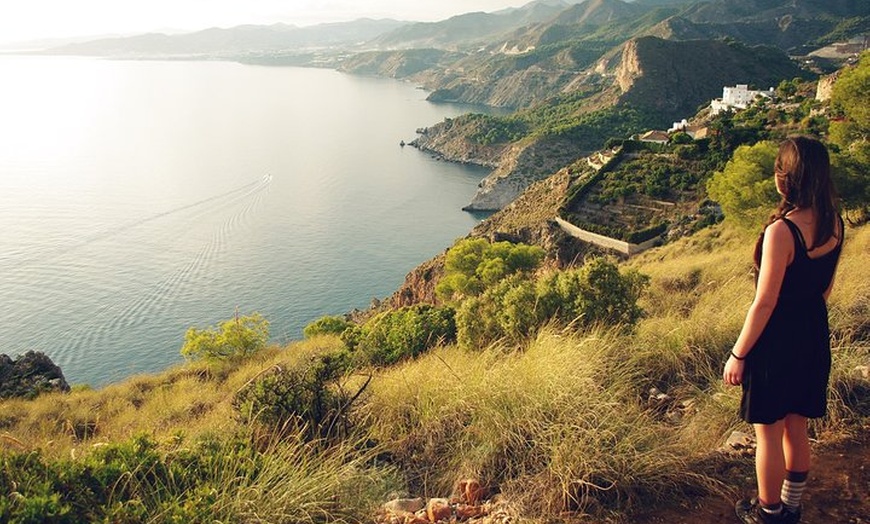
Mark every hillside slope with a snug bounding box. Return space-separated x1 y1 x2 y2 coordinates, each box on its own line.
411 36 806 212
2 223 866 523
614 36 809 116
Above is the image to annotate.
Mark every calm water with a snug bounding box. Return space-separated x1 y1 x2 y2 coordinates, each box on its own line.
0 56 489 387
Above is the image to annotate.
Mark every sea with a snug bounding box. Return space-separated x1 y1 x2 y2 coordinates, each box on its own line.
0 55 493 387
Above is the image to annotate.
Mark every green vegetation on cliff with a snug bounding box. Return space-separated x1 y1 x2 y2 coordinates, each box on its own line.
3 221 867 523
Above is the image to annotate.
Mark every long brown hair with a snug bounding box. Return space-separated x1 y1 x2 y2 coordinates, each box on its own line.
753 136 839 268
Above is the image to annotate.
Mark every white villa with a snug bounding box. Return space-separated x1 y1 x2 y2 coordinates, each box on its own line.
710 84 775 115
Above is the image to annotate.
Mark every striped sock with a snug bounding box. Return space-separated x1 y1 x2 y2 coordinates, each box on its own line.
781 470 809 510
760 501 782 515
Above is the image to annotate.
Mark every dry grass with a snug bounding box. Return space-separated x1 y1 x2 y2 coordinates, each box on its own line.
0 336 347 459
0 223 867 522
361 329 725 518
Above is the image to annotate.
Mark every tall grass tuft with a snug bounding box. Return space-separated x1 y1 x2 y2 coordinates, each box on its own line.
193 429 398 523
1 428 397 523
362 329 725 518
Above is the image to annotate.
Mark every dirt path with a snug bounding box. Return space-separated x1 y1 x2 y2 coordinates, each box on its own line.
634 432 870 524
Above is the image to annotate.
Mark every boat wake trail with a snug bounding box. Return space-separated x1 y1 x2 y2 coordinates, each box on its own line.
2 177 267 271
50 175 273 360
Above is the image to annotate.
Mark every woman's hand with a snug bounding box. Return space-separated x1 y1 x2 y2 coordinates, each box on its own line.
723 355 745 386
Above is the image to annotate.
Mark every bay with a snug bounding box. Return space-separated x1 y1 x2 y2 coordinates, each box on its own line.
0 55 490 387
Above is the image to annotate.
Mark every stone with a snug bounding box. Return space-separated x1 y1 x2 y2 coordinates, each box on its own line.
426 498 452 523
722 430 756 455
854 365 869 379
464 478 486 506
647 387 672 413
384 498 425 515
453 478 486 505
455 503 486 520
0 351 70 400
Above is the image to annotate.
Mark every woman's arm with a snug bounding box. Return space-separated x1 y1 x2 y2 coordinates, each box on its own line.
823 216 844 302
723 220 793 385
823 270 837 302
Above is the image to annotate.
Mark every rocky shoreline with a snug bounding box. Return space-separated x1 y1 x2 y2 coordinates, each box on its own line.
0 351 70 399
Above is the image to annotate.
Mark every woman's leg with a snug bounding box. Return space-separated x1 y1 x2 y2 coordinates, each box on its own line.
781 414 810 511
782 414 810 472
754 420 786 506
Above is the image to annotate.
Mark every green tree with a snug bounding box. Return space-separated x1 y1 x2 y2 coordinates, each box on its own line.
706 141 779 228
436 238 545 302
180 312 269 361
829 51 870 216
671 131 693 145
829 51 870 165
776 78 799 99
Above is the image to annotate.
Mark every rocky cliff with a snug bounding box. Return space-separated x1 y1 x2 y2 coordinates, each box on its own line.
615 36 810 116
412 118 595 212
0 351 70 399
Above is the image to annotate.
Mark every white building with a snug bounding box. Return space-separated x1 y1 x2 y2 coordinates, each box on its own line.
668 119 689 133
710 84 775 115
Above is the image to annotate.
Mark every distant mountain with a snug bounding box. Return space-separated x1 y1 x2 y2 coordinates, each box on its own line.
370 2 576 51
370 0 868 109
629 0 699 6
43 19 409 58
337 49 465 78
550 0 648 26
0 34 125 51
656 0 870 52
613 36 809 115
371 0 675 108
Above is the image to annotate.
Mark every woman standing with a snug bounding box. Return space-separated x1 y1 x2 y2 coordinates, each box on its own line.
723 136 844 524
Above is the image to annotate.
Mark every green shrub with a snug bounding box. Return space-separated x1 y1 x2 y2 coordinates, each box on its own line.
233 353 352 441
456 259 649 348
354 305 456 366
537 257 649 330
303 315 353 339
436 238 545 302
180 312 269 361
0 431 392 523
626 223 668 244
456 276 541 348
456 296 502 350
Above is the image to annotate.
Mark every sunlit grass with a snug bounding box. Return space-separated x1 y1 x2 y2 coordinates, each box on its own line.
361 329 725 517
0 337 347 460
0 223 867 522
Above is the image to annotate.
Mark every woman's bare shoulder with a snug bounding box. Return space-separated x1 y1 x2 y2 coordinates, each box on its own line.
764 219 791 240
762 219 795 258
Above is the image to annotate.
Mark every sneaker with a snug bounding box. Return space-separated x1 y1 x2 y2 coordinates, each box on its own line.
735 498 790 524
782 505 801 523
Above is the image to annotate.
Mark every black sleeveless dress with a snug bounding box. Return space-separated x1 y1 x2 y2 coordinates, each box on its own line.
739 216 844 425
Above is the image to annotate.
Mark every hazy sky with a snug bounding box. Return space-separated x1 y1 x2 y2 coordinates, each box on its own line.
0 0 537 43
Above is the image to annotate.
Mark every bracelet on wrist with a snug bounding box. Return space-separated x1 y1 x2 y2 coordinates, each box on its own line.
730 351 746 361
